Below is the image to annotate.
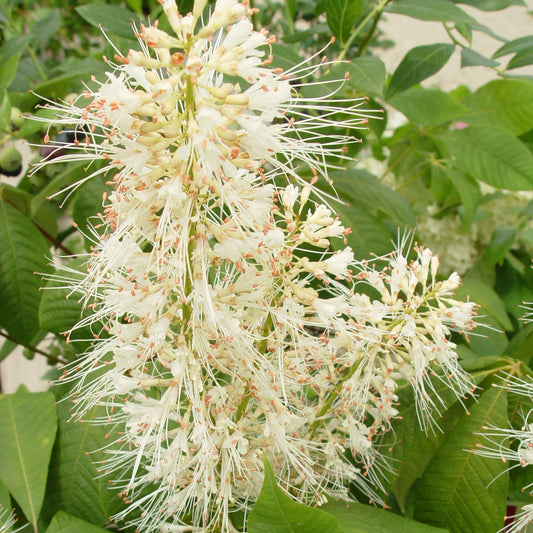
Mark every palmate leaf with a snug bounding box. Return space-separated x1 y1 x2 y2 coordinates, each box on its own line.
247 458 343 533
414 384 509 533
0 390 57 527
0 197 51 345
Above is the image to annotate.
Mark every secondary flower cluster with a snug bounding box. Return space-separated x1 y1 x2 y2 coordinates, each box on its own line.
38 1 478 531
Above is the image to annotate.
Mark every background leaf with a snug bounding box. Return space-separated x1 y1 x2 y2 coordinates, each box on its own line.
326 0 365 45
331 169 416 227
461 79 533 135
75 3 142 40
0 198 52 345
434 126 533 190
386 44 455 99
0 390 57 526
247 458 344 533
389 88 468 126
453 0 525 9
385 0 476 23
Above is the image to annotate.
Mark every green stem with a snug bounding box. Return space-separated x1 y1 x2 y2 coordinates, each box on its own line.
0 329 68 365
356 4 384 57
337 0 391 62
27 46 48 82
308 359 362 439
234 313 274 424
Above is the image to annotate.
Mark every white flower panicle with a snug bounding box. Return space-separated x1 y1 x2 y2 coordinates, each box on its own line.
38 1 479 531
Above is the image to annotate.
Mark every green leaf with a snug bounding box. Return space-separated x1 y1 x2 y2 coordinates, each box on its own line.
434 126 533 190
0 36 31 70
75 3 142 40
39 259 94 349
389 88 468 126
30 9 62 47
125 0 143 12
326 0 366 45
453 0 525 9
483 225 516 269
0 390 57 526
460 48 499 68
45 511 109 533
505 323 533 363
0 55 20 94
461 79 533 136
507 48 533 70
345 57 387 97
322 501 448 532
72 175 109 246
456 277 513 331
0 197 51 345
414 385 509 532
444 168 481 228
247 457 344 533
493 35 533 59
331 169 416 227
42 402 124 526
386 44 455 99
0 337 18 363
334 203 395 259
385 0 476 23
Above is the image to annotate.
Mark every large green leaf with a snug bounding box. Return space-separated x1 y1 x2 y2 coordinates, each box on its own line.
247 458 344 533
45 511 109 533
385 0 475 23
434 126 533 190
322 501 448 532
0 198 51 345
0 390 57 526
390 88 467 126
42 402 124 526
331 169 416 227
414 384 509 532
461 79 533 136
75 3 142 40
326 0 365 45
386 44 455 99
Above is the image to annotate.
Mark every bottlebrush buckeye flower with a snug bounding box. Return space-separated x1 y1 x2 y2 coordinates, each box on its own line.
36 0 478 531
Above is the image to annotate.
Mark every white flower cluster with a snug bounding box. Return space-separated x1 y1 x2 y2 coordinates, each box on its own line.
38 1 478 531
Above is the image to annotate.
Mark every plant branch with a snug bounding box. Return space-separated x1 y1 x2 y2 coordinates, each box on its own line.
357 4 384 57
0 330 68 365
337 0 391 62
